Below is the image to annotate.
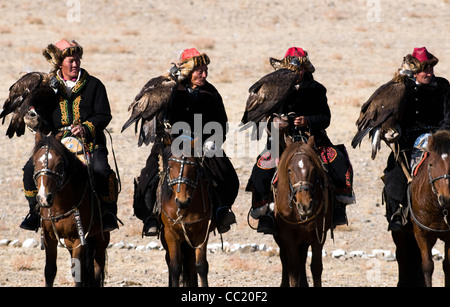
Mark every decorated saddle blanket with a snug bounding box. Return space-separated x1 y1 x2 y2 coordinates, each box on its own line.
61 137 90 165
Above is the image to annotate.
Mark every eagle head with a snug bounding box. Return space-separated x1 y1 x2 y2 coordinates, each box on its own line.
168 63 181 81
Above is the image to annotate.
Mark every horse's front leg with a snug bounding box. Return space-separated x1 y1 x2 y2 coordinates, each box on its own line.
443 241 450 287
196 246 209 287
93 232 109 287
414 229 436 287
68 239 85 287
310 241 324 287
164 237 182 287
43 230 58 287
298 243 309 287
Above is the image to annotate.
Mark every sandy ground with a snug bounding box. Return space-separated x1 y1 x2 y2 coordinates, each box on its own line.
0 0 450 287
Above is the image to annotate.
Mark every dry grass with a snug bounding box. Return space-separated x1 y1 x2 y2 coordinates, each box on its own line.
12 254 34 271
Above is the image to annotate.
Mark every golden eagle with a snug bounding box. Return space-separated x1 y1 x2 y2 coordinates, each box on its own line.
1 72 58 138
351 77 407 159
121 64 181 146
240 58 301 139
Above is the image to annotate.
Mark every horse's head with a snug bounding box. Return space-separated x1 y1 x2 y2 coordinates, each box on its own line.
32 131 68 208
427 130 450 207
279 137 323 218
164 139 200 209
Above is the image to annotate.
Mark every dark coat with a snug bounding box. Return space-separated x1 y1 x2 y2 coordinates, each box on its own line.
384 76 450 202
167 81 228 145
281 77 332 146
399 76 450 149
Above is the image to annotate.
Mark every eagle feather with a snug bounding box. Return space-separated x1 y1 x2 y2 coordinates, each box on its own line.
240 68 299 139
352 77 407 159
1 72 58 138
122 65 180 146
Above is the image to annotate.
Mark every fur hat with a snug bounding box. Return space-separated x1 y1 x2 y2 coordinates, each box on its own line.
177 48 210 80
270 47 315 73
42 39 83 73
404 47 438 74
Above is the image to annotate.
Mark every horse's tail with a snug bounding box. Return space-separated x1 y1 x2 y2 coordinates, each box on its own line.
181 242 198 287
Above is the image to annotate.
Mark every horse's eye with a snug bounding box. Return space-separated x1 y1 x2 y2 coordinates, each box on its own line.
56 163 64 173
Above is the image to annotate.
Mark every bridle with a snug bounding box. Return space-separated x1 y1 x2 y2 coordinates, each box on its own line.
163 155 211 249
428 163 450 205
33 145 68 196
166 156 199 193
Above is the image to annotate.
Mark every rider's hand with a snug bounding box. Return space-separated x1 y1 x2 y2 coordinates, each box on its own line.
71 124 86 138
294 116 309 128
384 126 401 143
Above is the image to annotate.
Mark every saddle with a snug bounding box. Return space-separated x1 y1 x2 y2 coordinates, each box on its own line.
61 137 90 165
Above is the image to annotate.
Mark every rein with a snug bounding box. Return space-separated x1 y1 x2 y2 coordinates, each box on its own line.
35 140 94 250
162 155 211 249
275 151 330 244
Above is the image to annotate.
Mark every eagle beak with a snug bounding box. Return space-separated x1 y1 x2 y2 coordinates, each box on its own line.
289 57 301 67
169 63 181 80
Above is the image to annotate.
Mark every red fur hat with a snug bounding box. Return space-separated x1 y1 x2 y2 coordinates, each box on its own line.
177 48 210 80
404 47 438 73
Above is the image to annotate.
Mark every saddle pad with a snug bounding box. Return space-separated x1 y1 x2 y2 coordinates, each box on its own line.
61 137 89 165
257 151 278 169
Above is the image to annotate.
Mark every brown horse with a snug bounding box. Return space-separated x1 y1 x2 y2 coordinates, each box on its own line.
32 131 109 287
273 137 333 287
159 145 214 287
410 130 450 286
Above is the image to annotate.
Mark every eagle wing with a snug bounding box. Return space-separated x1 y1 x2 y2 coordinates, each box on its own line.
1 72 57 138
121 73 178 146
351 79 407 159
240 68 299 139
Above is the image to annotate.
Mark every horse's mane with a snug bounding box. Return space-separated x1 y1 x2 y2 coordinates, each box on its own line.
429 130 450 156
277 141 323 179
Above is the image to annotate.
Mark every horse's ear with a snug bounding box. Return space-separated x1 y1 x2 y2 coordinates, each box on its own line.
35 130 43 144
307 135 315 148
284 134 293 146
427 134 435 151
55 132 64 143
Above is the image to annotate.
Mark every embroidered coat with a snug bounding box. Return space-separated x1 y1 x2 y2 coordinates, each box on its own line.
42 69 112 151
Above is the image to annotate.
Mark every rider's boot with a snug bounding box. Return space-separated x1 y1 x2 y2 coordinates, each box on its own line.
20 199 40 232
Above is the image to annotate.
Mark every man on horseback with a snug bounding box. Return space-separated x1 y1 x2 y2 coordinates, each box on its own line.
133 48 239 237
20 39 119 232
246 47 355 234
383 47 450 232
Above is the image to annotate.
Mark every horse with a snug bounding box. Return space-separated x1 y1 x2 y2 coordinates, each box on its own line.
159 143 214 287
32 131 109 287
409 130 450 286
273 136 333 287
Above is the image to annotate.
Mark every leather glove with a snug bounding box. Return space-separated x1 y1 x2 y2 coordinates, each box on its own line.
384 126 401 143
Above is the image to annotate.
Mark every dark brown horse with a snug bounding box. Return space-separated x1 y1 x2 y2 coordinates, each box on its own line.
273 137 333 287
159 144 214 287
32 131 109 287
410 130 450 286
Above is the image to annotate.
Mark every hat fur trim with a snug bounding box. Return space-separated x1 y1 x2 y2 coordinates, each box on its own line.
42 40 83 73
404 53 438 73
270 52 315 73
178 53 210 80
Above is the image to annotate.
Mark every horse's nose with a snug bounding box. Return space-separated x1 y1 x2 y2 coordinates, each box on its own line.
175 197 192 209
37 193 54 207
